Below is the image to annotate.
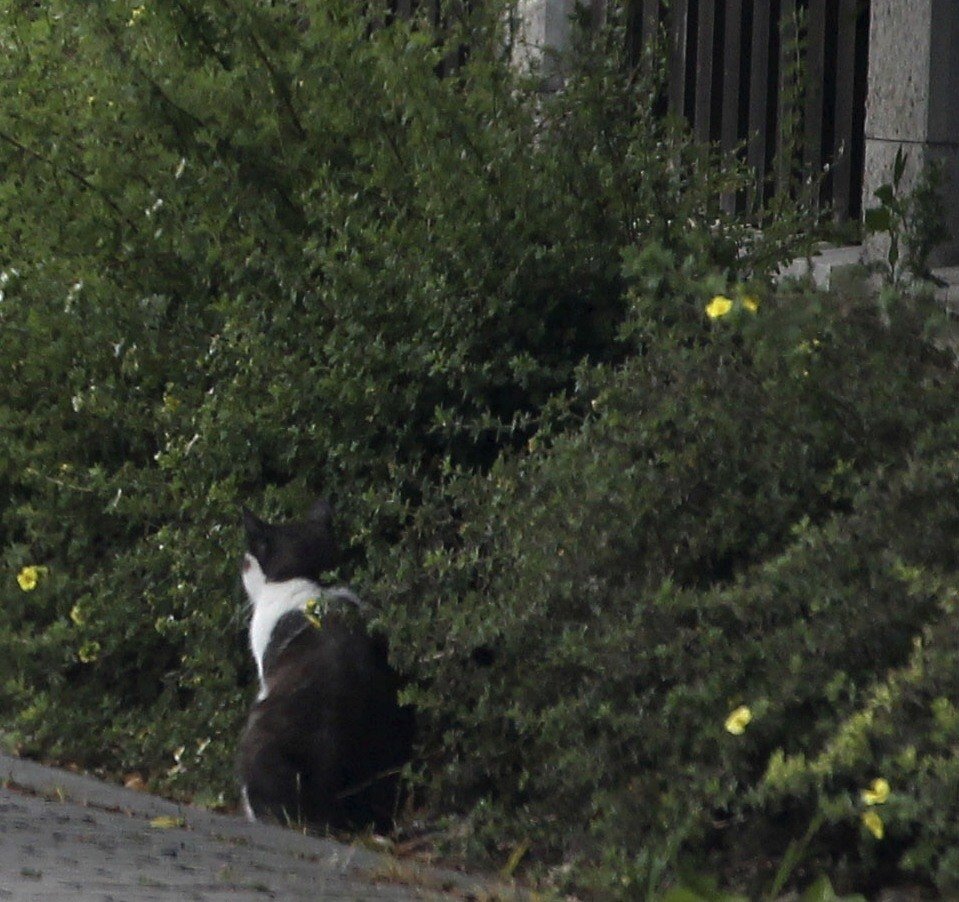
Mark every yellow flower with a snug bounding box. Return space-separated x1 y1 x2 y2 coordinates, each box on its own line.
78 640 101 664
725 705 752 735
862 810 884 840
861 777 890 806
706 296 734 319
17 565 48 592
742 295 760 313
304 597 323 630
70 603 86 627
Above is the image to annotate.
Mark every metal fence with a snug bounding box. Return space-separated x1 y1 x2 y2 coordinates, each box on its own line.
629 0 871 221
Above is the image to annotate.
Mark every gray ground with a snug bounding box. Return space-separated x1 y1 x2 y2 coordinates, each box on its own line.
0 754 514 901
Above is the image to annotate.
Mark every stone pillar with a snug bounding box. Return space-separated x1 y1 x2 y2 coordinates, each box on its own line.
863 0 959 265
511 0 577 85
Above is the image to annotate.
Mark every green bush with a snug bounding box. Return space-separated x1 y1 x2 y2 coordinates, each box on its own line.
4 0 959 897
375 273 959 895
0 0 792 783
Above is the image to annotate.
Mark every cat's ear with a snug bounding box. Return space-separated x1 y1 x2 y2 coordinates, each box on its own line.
242 507 268 540
306 498 333 534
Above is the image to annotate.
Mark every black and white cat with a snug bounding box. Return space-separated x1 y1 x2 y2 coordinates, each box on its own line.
236 499 413 832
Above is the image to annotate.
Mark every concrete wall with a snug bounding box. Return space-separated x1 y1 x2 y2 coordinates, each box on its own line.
511 0 577 85
860 0 959 264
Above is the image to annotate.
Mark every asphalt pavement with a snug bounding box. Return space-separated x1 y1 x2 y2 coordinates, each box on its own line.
0 753 515 901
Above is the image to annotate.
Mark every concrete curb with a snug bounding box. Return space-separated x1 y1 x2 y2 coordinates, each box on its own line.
777 245 959 309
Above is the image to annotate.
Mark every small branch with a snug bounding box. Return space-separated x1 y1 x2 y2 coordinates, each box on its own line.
97 18 206 136
24 468 96 495
0 131 138 232
172 0 232 71
247 31 307 141
218 0 306 141
97 14 307 231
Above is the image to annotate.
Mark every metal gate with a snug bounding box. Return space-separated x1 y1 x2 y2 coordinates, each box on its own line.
629 0 871 221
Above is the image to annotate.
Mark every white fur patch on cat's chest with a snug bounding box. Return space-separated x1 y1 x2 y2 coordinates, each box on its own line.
242 553 362 700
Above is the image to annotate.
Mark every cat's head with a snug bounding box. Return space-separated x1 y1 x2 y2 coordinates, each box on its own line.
241 498 337 587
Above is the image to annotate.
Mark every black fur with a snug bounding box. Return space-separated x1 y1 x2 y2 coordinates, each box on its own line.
236 501 413 832
241 499 336 582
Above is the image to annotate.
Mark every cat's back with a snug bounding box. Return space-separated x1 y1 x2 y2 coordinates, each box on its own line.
261 606 395 710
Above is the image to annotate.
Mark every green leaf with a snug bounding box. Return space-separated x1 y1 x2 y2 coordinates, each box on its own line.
799 874 867 902
863 207 892 232
893 146 908 185
874 184 896 207
661 885 748 902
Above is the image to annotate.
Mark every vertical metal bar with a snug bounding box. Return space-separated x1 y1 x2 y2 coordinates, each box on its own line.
694 0 716 142
437 0 460 76
747 0 772 195
667 0 690 117
848 0 871 221
720 0 745 213
803 0 827 191
832 0 858 221
777 0 798 195
591 0 607 31
721 0 744 153
642 0 660 46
